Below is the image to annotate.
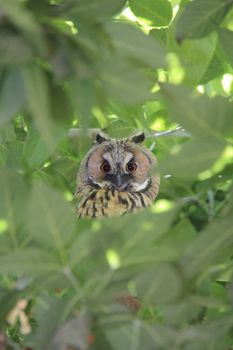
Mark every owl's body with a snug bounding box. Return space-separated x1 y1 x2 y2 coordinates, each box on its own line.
75 132 160 218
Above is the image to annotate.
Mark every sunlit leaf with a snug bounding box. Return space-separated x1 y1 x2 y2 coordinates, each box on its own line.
160 138 226 179
129 0 173 27
167 31 218 85
161 83 233 138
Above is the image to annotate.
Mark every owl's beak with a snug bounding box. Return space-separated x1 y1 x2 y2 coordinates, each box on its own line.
106 174 131 190
115 174 124 188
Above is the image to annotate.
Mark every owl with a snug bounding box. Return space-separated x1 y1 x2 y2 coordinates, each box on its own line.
75 132 160 218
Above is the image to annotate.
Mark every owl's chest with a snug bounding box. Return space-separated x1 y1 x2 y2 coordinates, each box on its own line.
76 188 152 218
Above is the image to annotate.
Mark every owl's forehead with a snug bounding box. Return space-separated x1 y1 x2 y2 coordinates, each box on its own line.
102 141 134 163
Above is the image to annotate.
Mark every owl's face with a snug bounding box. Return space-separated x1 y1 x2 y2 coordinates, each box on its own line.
79 132 154 192
76 132 160 218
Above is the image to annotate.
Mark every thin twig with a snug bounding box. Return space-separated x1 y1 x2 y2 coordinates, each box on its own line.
67 128 101 138
146 126 191 139
67 126 191 139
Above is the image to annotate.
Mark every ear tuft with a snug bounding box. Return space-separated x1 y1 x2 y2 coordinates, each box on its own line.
130 132 145 144
96 132 109 144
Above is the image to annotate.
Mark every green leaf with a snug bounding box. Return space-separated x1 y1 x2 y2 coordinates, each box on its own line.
27 183 75 251
199 42 227 84
129 0 173 27
176 0 233 41
105 22 165 69
100 59 152 104
0 0 233 347
23 66 65 149
161 83 233 138
0 70 25 128
135 263 182 304
50 315 90 350
163 298 200 326
106 102 147 129
160 218 197 256
0 0 43 52
119 209 179 267
0 168 28 243
104 207 177 254
168 17 221 85
68 79 95 128
98 22 164 104
105 322 160 350
34 297 69 350
167 31 218 86
178 316 233 349
160 138 226 179
182 214 233 277
23 126 66 168
0 124 16 143
0 290 20 324
150 27 167 48
104 120 136 138
71 0 127 18
4 140 25 169
23 136 56 168
0 0 38 33
218 28 233 67
0 249 59 276
0 32 33 67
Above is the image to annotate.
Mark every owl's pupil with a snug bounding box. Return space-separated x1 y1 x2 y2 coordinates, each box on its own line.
101 161 111 173
127 161 137 172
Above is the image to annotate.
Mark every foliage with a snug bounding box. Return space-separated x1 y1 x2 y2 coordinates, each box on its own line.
0 0 233 349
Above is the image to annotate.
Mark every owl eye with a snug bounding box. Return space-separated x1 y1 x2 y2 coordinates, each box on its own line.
100 161 111 173
126 161 137 173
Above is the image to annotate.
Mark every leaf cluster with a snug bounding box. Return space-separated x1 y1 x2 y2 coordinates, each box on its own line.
0 0 233 349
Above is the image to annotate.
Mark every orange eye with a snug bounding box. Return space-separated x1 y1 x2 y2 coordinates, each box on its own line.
126 161 137 173
101 161 111 173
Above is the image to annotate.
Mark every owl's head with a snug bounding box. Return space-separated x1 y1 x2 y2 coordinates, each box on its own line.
77 132 158 193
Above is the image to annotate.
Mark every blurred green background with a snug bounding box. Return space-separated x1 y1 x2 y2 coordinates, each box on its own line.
0 0 233 349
